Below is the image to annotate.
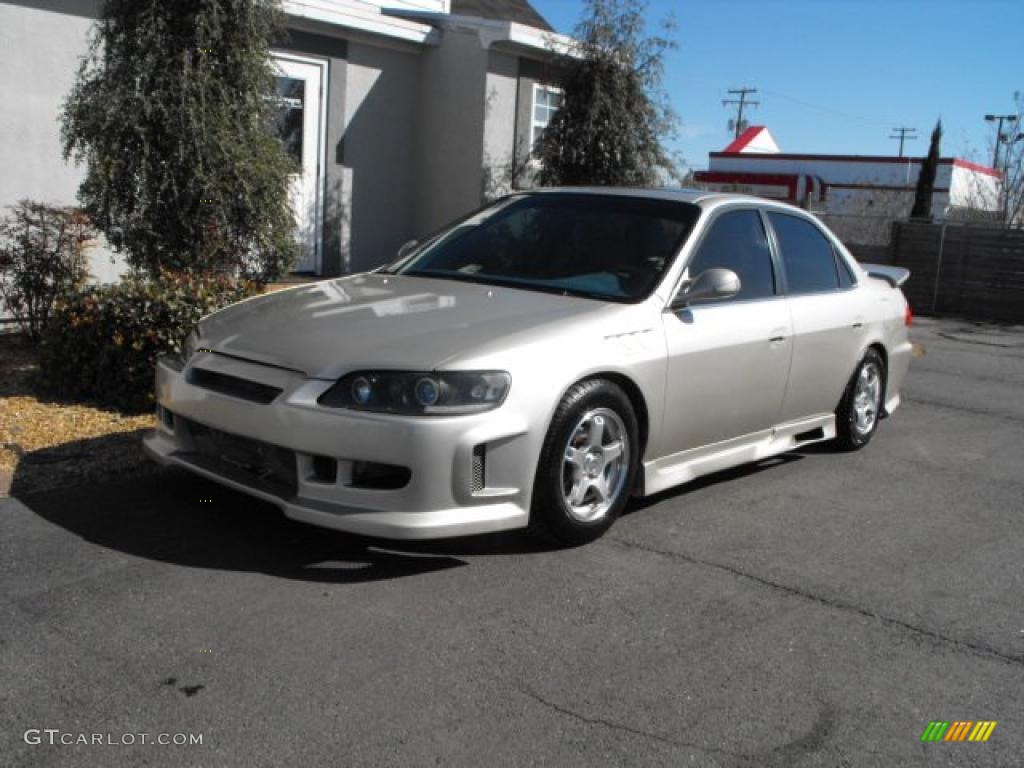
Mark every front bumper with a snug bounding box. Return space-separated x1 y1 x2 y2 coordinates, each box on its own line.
143 353 533 539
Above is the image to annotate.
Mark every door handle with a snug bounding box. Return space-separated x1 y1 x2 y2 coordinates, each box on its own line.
852 322 864 329
769 335 786 343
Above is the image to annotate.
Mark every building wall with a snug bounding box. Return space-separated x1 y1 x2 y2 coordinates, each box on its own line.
413 26 489 236
710 154 957 192
950 164 1000 211
340 40 419 272
704 153 1006 225
481 49 519 199
0 0 125 284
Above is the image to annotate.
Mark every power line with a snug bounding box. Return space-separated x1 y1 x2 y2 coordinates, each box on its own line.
889 127 917 157
758 88 895 128
722 87 759 138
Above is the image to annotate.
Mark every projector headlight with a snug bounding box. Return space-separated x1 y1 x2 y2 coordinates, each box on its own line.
318 371 511 415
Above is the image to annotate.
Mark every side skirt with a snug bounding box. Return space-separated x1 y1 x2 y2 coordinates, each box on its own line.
641 414 836 497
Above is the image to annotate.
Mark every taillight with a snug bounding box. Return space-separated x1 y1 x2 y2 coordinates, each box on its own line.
904 303 913 326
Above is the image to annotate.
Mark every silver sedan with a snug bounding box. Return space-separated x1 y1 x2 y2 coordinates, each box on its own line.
144 189 913 545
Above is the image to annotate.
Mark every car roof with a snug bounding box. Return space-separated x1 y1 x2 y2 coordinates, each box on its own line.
528 186 804 212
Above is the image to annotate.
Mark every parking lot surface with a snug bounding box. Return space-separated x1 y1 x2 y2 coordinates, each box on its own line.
2 316 1022 767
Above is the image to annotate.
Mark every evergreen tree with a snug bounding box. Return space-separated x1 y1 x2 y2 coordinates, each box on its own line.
911 119 943 219
534 0 678 187
61 0 297 282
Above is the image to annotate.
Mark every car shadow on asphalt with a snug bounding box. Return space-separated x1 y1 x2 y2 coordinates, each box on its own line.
16 437 842 582
17 467 483 584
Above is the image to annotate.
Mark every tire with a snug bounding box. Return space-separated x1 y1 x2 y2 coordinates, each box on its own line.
529 379 640 546
834 348 886 451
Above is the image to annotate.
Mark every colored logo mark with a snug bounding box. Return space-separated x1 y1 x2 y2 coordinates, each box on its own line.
921 721 997 742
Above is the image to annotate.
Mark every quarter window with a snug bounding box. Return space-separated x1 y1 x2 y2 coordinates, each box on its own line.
685 210 776 301
835 249 856 289
768 213 841 295
531 84 563 149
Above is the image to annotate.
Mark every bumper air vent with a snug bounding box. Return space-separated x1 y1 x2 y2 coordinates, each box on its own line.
471 444 486 493
186 367 283 404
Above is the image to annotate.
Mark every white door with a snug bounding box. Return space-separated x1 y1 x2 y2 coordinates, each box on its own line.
273 54 326 273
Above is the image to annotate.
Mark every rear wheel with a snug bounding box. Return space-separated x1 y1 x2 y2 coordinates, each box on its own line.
834 348 885 451
530 379 639 546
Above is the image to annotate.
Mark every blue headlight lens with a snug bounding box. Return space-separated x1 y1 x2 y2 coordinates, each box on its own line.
319 371 510 415
414 377 440 407
351 376 373 405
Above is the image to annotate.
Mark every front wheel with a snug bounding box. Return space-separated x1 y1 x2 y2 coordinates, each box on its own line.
529 379 639 546
834 348 886 451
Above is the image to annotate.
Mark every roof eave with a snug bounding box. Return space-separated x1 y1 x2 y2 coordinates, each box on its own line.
385 9 575 55
283 0 441 45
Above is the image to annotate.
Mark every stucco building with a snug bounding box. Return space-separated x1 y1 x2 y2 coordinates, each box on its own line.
0 0 568 279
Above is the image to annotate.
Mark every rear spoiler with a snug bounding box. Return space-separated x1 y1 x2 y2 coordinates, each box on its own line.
862 264 910 288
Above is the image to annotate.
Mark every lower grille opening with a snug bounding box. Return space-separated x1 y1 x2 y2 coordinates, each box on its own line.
471 444 486 493
182 419 297 497
311 455 338 484
349 461 411 490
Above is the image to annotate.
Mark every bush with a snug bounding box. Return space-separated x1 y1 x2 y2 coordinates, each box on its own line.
40 271 258 412
0 201 95 340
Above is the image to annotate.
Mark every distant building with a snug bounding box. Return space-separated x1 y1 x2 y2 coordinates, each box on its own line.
694 126 1002 238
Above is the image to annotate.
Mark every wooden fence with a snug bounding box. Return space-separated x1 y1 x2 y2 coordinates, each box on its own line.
890 221 1024 323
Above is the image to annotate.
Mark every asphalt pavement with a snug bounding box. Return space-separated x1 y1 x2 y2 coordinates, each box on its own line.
2 316 1023 767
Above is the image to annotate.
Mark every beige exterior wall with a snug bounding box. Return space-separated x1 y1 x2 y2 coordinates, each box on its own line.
0 0 125 284
481 50 519 200
412 26 489 236
341 40 419 271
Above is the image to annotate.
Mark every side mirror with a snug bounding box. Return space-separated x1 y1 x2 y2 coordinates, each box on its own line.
396 239 419 260
670 268 741 309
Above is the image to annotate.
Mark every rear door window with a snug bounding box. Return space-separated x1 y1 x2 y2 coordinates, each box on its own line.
768 213 840 295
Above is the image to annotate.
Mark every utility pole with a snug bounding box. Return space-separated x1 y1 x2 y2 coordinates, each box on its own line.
889 126 917 157
985 113 1019 170
723 87 759 138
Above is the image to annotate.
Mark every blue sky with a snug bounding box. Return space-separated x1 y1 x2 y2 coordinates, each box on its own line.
530 0 1023 172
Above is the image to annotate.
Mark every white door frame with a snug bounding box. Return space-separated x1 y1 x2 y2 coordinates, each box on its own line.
271 51 328 274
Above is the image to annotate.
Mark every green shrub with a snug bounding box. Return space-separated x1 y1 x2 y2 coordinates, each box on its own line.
40 271 258 412
0 201 94 340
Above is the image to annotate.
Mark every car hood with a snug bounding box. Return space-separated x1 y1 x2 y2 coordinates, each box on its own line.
198 273 612 379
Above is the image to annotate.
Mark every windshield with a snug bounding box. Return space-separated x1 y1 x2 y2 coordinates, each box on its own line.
387 193 700 302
